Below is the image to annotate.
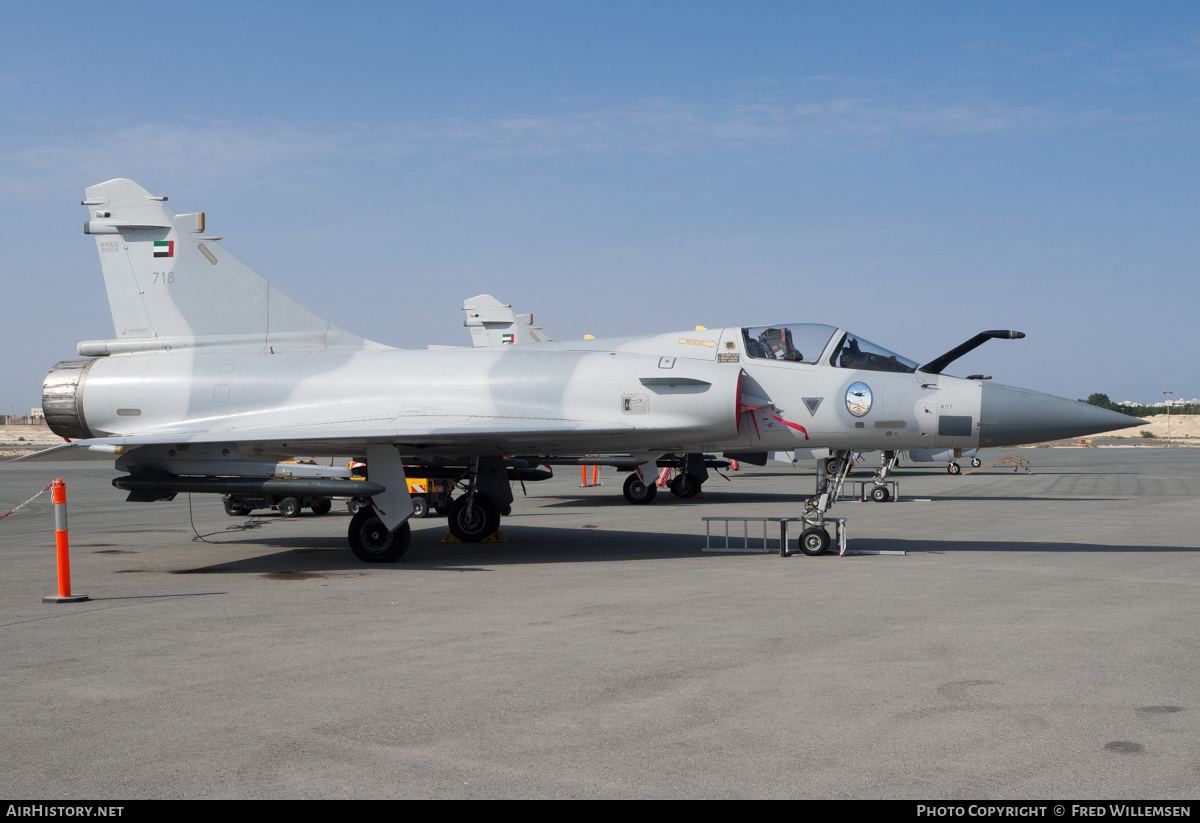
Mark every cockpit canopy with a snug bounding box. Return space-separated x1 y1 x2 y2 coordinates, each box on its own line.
742 324 837 364
828 332 917 373
741 323 917 373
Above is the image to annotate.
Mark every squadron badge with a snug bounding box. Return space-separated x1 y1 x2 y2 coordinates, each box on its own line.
845 382 873 417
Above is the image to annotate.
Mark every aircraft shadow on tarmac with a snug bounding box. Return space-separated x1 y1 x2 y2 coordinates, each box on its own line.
170 523 704 574
720 468 1135 478
536 492 1127 507
163 522 1198 576
536 492 807 508
856 538 1200 554
893 495 1127 502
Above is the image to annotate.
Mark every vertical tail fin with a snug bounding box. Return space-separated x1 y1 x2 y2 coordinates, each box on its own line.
81 179 361 351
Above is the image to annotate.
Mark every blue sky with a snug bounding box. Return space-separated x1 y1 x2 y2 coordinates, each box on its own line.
2 2 1197 416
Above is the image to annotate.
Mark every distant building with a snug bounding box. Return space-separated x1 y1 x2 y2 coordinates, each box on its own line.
1119 399 1198 408
2 413 48 427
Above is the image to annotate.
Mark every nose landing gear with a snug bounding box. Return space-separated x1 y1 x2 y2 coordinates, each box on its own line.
798 527 831 556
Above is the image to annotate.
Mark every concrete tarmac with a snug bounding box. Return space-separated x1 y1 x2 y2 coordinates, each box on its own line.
1 448 1198 799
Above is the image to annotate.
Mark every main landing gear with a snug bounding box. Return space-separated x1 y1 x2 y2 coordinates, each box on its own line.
444 456 510 543
947 454 980 474
344 456 514 560
634 454 708 502
670 472 702 499
672 453 710 498
447 493 501 542
623 473 657 505
348 508 411 563
868 450 898 502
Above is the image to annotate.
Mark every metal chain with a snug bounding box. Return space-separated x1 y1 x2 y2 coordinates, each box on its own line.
0 484 54 522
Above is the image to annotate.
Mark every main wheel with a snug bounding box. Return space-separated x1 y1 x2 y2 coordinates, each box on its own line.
447 493 500 543
670 472 701 499
826 457 852 476
799 527 831 556
223 496 252 517
947 462 961 475
347 507 411 563
971 457 982 468
411 495 429 518
623 474 658 505
311 498 333 516
278 497 301 518
870 485 891 503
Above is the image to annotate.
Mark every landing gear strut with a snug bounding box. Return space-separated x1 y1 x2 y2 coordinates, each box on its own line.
446 456 509 542
807 450 851 517
798 449 854 556
668 453 709 499
868 450 898 503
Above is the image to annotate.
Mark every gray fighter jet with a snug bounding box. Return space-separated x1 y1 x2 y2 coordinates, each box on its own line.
23 179 1137 561
905 448 982 474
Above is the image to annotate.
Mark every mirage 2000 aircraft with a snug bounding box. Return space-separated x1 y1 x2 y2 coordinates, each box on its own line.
23 179 1137 561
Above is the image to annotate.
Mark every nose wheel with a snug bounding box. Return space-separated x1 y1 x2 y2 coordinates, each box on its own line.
798 527 831 556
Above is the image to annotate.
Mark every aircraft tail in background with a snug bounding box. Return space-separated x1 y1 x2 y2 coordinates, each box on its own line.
462 294 552 346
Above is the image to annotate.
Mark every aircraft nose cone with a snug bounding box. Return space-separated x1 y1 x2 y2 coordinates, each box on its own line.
978 383 1141 447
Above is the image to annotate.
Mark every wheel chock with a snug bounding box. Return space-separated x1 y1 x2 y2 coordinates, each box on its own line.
441 530 506 543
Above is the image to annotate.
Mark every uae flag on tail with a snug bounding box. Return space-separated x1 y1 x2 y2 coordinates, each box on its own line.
501 333 515 344
153 240 174 258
